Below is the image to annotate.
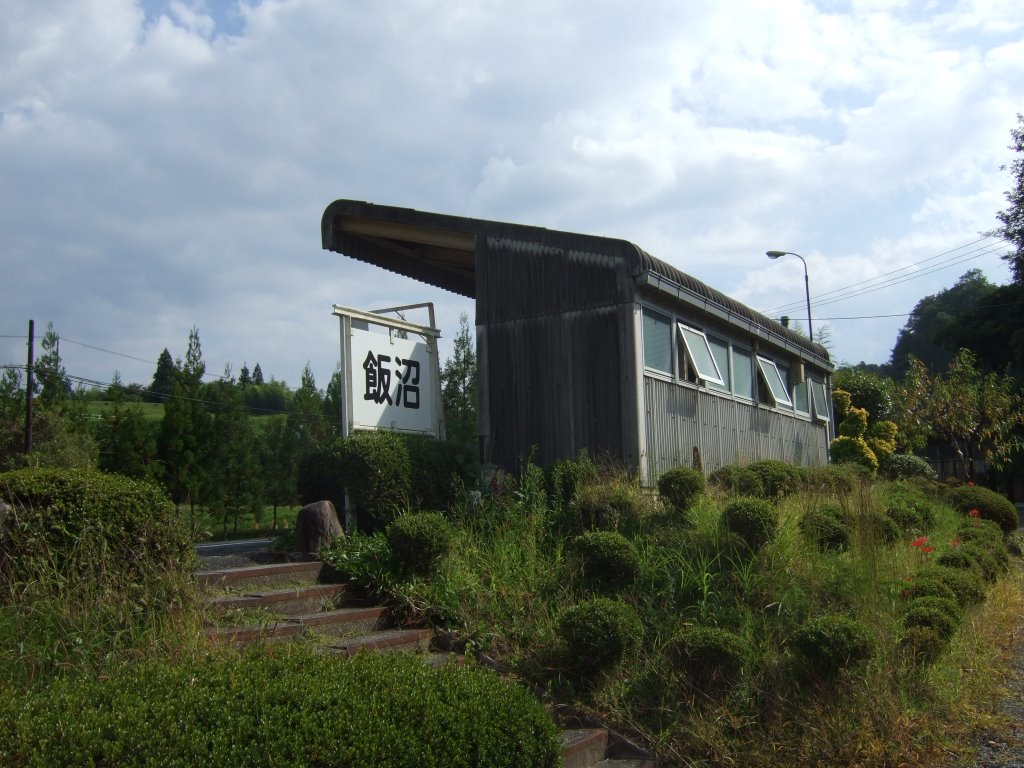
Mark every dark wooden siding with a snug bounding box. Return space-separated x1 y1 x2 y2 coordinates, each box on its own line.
477 237 637 469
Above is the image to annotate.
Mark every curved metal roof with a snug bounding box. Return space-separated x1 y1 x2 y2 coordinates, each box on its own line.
322 199 830 364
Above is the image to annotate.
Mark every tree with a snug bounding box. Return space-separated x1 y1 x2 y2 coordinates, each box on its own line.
441 313 477 451
893 349 1024 480
259 414 298 529
287 363 329 449
888 270 998 377
204 377 262 536
0 367 25 470
146 348 176 403
252 363 265 386
158 328 210 524
993 113 1024 283
97 371 156 479
34 322 70 409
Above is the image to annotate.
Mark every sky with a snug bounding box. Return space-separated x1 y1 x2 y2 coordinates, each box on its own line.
1 0 1021 393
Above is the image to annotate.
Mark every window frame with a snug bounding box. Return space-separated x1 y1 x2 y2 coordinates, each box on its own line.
755 354 794 407
642 307 673 376
809 378 829 422
677 323 726 387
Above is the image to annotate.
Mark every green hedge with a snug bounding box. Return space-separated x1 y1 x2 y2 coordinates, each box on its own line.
657 466 706 516
946 485 1019 534
0 650 561 768
0 468 193 600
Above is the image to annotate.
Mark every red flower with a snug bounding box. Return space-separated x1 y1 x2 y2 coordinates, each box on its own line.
911 536 929 548
922 546 934 555
968 509 981 518
967 481 976 486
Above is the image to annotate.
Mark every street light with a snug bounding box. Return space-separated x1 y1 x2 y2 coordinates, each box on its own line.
766 250 813 343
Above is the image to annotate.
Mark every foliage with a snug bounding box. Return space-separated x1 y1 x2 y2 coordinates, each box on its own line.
829 436 879 472
666 625 748 687
96 373 158 480
342 431 411 532
546 451 599 528
720 497 778 552
946 484 1019 534
558 597 642 678
803 462 867 494
879 453 937 481
571 530 640 592
0 650 561 768
744 459 806 499
831 368 896 421
145 348 175 403
403 434 471 510
902 603 959 640
707 464 764 497
911 565 986 608
791 614 874 675
570 477 647 534
799 503 852 553
657 466 706 517
838 406 869 438
387 511 453 576
993 113 1024 283
893 349 1024 477
441 312 478 460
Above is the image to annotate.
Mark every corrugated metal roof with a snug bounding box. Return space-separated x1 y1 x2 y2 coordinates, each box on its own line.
321 199 830 364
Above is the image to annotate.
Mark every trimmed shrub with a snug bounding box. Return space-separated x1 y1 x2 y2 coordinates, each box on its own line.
1007 531 1024 557
902 603 959 640
386 511 453 576
855 509 901 545
571 480 646 534
792 614 874 675
838 407 869 438
907 594 962 621
657 466 706 516
829 436 879 473
745 460 806 500
913 565 986 608
342 432 411 532
720 497 778 552
558 597 642 677
882 481 936 530
899 625 949 664
946 485 1019 534
546 452 598 523
402 434 467 510
799 504 852 553
708 464 765 498
0 650 561 768
572 531 640 592
667 625 748 687
880 453 937 482
903 577 957 604
296 436 346 510
803 463 866 495
0 468 193 602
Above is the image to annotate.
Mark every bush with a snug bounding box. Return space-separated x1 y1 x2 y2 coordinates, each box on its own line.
880 453 937 481
903 577 957 603
708 465 764 498
546 452 598 523
882 481 936 530
342 432 411 531
946 485 1019 534
402 434 470 510
854 509 901 545
657 466 706 516
907 594 962 621
829 436 879 473
913 565 986 608
902 603 959 640
803 463 867 495
572 531 640 592
745 460 806 500
938 543 1003 583
666 625 748 687
0 468 193 601
791 614 874 675
558 597 642 677
296 437 346 509
899 625 949 664
571 480 646 534
720 497 778 552
0 649 561 768
838 407 869 438
386 511 453 576
799 504 852 553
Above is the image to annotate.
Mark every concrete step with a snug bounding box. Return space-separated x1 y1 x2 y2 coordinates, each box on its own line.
203 583 348 616
561 729 609 768
197 560 323 590
207 621 305 645
329 628 433 656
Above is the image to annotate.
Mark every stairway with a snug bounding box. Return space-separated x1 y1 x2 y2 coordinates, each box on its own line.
196 552 655 767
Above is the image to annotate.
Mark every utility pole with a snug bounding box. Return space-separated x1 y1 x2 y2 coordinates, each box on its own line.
24 319 34 454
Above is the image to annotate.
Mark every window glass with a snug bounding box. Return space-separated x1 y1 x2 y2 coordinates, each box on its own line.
732 347 753 399
642 308 672 374
677 324 725 386
707 335 730 392
809 378 829 421
756 355 794 407
776 364 793 409
793 378 809 413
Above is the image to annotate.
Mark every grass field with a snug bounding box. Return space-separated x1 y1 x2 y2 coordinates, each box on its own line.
193 504 302 541
85 400 165 421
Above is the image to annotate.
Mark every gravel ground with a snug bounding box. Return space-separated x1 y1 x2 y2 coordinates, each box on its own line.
969 619 1024 768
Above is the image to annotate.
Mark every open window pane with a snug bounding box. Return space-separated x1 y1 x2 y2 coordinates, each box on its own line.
793 379 809 413
733 347 753 399
756 355 793 407
809 378 829 422
643 308 672 374
677 324 725 386
707 335 730 392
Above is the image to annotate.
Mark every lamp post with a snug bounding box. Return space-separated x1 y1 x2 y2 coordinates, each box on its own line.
766 250 813 343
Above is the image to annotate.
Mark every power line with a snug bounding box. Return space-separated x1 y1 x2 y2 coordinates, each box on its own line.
760 236 1008 316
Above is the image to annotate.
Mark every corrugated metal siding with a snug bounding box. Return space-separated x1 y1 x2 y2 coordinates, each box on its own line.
643 376 828 479
478 238 635 469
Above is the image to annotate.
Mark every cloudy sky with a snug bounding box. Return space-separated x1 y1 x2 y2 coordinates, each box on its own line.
1 0 1021 393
